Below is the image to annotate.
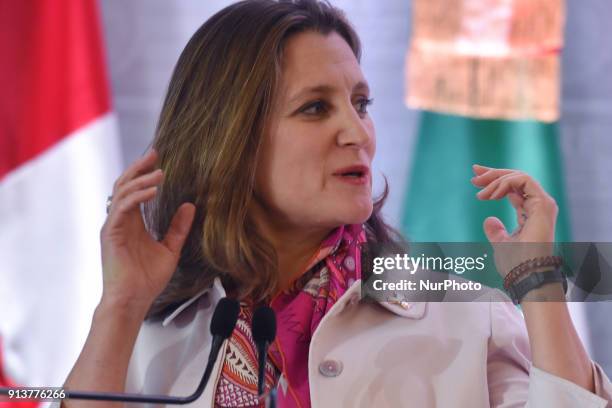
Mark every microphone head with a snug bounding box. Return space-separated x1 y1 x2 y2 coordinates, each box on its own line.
210 297 240 339
252 305 276 343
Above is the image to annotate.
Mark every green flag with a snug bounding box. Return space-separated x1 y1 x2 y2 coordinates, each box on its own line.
402 111 571 242
402 0 570 288
401 111 572 286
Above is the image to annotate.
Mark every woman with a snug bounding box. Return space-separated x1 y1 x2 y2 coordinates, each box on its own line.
62 0 612 407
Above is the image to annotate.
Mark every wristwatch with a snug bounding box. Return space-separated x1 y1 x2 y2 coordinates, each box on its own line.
506 268 567 305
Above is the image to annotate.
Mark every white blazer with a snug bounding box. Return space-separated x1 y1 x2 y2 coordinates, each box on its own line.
109 276 612 407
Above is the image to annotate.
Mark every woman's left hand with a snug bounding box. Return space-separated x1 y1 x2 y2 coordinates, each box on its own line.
470 164 559 278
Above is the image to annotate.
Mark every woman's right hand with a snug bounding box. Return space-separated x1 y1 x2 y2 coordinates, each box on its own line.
100 148 196 311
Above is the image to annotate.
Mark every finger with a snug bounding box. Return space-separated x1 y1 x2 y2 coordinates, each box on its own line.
488 173 526 199
162 203 196 255
491 173 548 201
102 186 157 242
472 164 513 174
472 164 490 176
479 173 559 227
113 169 163 202
483 216 510 243
113 149 158 194
477 171 547 201
476 172 523 199
471 164 500 180
471 167 516 186
109 186 157 218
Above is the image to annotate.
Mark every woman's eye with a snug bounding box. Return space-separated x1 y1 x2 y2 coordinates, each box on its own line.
298 98 373 117
301 100 327 115
356 97 374 115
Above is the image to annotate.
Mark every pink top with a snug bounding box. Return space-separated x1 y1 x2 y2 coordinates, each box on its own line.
214 224 366 407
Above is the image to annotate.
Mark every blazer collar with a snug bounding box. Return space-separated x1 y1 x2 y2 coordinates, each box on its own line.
320 279 428 320
162 277 226 327
161 276 428 327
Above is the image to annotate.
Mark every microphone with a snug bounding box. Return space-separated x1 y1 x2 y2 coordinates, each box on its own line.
201 297 240 391
0 297 239 405
252 305 276 397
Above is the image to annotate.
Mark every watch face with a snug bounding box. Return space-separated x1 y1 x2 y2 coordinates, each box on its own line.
508 269 567 304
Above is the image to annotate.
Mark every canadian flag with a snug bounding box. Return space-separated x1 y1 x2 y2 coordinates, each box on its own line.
0 0 122 405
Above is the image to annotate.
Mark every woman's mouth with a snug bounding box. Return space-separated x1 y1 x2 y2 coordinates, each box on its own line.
333 165 370 185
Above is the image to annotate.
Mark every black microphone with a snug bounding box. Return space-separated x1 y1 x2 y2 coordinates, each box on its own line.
201 297 240 390
252 305 276 397
0 297 240 405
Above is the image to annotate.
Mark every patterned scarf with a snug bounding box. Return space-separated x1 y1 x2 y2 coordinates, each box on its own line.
214 224 366 407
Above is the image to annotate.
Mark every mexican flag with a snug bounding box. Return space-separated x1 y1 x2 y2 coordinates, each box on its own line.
0 0 122 399
402 0 591 349
402 113 571 243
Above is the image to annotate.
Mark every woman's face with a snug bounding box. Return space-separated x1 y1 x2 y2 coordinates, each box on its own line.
255 31 376 232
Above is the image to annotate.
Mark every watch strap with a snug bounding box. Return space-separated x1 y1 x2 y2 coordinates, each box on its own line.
506 268 567 305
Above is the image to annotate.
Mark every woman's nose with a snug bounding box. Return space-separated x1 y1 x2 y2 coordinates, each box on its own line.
336 109 373 148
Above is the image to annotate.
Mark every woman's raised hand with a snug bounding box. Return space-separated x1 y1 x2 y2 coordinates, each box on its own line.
470 164 558 278
100 148 196 311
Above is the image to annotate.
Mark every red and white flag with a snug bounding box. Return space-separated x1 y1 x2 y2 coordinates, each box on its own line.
0 0 122 401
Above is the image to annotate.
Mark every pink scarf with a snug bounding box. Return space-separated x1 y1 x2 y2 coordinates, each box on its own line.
214 224 365 407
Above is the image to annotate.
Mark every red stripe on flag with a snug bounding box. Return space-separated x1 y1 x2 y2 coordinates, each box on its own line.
0 338 39 408
0 0 111 180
